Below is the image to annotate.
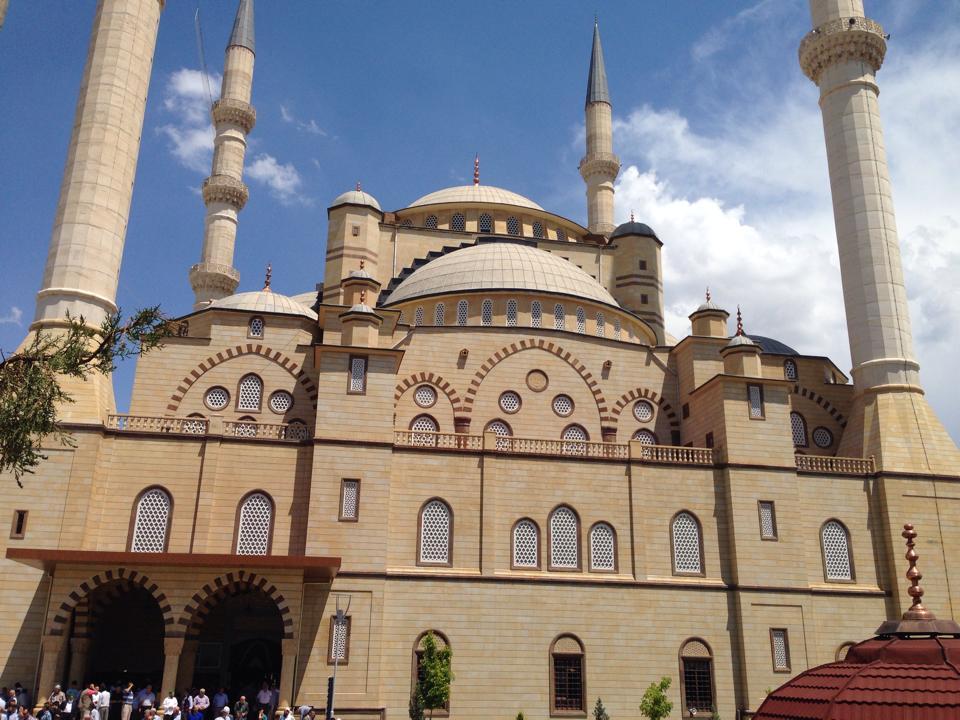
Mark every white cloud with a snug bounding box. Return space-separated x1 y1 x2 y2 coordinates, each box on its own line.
157 68 219 173
0 307 23 326
280 104 326 136
246 154 309 206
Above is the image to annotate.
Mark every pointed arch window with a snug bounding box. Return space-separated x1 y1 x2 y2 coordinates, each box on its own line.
784 359 798 381
248 316 264 338
790 411 808 447
131 487 171 552
549 506 580 570
434 302 445 326
671 511 704 575
418 499 452 565
479 213 493 233
595 312 605 337
512 518 539 568
531 301 542 328
553 304 565 331
424 214 439 230
456 299 468 326
821 519 853 581
481 299 493 326
589 522 616 572
506 299 518 327
450 213 466 232
237 374 263 411
236 492 273 555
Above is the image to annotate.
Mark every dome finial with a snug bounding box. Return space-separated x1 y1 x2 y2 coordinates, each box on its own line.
705 287 711 303
359 258 365 271
902 524 937 621
360 288 366 305
474 154 480 186
263 263 272 292
356 180 361 192
630 209 635 223
735 305 744 336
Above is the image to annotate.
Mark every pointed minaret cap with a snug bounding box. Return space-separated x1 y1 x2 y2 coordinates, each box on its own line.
228 0 255 55
724 306 759 349
585 19 611 106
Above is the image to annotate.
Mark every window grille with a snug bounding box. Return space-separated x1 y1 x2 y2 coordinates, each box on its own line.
183 415 206 434
285 421 308 441
771 629 790 671
561 424 588 456
589 523 615 571
479 213 493 233
205 386 229 410
506 216 521 235
235 417 258 437
330 617 350 661
790 411 808 446
425 214 438 229
531 301 542 328
340 480 360 520
532 221 544 238
481 299 493 326
236 492 272 555
513 519 538 567
499 391 521 414
748 384 764 419
414 385 437 408
550 506 579 568
813 426 833 448
552 654 584 712
131 488 170 552
237 374 263 411
349 356 367 393
822 520 852 580
486 420 512 450
419 500 451 564
410 415 439 446
506 299 518 327
576 307 586 334
632 429 656 445
401 218 413 227
784 359 798 381
681 656 714 714
633 400 654 422
553 304 565 331
434 302 445 326
672 512 702 574
595 312 605 337
450 213 466 232
613 318 621 340
269 390 293 414
414 306 424 326
456 299 468 326
552 395 574 417
758 501 777 540
555 228 567 242
248 317 264 338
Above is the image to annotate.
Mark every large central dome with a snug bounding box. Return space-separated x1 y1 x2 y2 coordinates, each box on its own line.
407 184 543 211
383 241 618 307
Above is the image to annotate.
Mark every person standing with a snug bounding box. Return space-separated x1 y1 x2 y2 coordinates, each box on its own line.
97 686 110 720
14 686 30 711
119 685 134 720
210 692 226 719
135 686 155 720
48 687 66 713
253 686 269 720
161 693 176 720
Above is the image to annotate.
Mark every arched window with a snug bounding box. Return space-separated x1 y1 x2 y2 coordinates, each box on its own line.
532 221 544 238
784 359 798 381
248 316 264 338
131 487 171 552
400 218 413 227
183 413 207 434
235 415 258 437
434 302 445 326
679 639 715 716
456 299 468 326
414 306 425 326
555 228 567 242
550 635 585 714
424 214 438 230
821 519 853 581
671 511 704 575
418 499 452 565
413 632 452 711
561 424 588 455
575 306 586 334
410 414 439 447
236 491 273 555
632 429 657 445
237 374 263 411
479 213 493 233
285 420 309 441
485 419 513 451
595 312 605 337
553 303 565 331
450 213 466 232
512 518 539 568
589 522 616 572
549 506 579 569
481 299 493 326
613 318 621 340
506 299 518 327
531 301 542 328
790 411 808 447
506 216 521 235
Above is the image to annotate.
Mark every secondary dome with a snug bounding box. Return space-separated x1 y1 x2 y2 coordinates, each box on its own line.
407 185 543 211
610 220 658 241
330 188 381 211
212 290 318 321
383 241 618 307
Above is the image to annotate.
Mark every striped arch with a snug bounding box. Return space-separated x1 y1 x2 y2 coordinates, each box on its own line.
463 338 609 419
790 384 847 427
166 343 319 412
47 568 174 636
611 387 680 428
395 372 463 410
178 571 294 640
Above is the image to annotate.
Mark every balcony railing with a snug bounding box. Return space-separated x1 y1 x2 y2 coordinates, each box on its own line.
795 454 875 475
636 444 714 465
108 414 207 435
497 436 629 460
224 420 309 442
394 430 483 451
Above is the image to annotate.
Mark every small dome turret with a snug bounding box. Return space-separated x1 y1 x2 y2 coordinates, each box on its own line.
330 185 381 212
610 220 659 243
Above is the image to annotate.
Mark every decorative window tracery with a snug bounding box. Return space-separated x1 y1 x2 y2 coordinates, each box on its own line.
269 390 294 414
632 429 657 445
425 214 439 230
758 501 777 540
513 519 538 567
131 488 171 552
414 385 437 408
205 387 230 411
575 307 586 334
434 302 445 326
633 400 654 422
771 629 790 671
235 415 258 437
532 221 544 238
481 299 493 326
672 511 703 575
237 374 263 411
479 213 493 233
248 316 264 338
183 414 206 434
236 492 272 555
340 479 360 520
589 522 615 571
485 419 512 450
748 384 765 419
451 213 466 232
784 359 798 381
410 414 439 446
456 299 468 326
506 299 518 327
285 420 309 441
790 411 808 447
506 216 521 235
531 301 542 328
414 306 425 326
561 424 588 455
349 356 367 393
822 520 853 581
680 639 715 715
499 391 521 414
552 394 574 417
813 426 833 448
613 318 621 340
595 312 605 337
419 499 451 564
555 228 567 242
549 506 579 569
554 304 565 331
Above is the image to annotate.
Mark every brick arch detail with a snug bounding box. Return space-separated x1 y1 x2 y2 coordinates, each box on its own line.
790 384 847 428
611 387 680 428
178 571 294 640
47 568 175 636
394 372 463 411
166 344 318 412
463 339 609 420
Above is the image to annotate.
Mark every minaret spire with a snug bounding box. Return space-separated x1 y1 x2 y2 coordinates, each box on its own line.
579 19 619 236
189 0 257 309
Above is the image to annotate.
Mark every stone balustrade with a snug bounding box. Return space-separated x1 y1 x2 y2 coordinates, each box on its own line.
393 430 483 451
107 414 207 435
795 453 875 475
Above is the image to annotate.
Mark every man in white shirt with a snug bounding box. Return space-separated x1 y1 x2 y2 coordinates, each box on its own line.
162 693 178 720
98 686 111 720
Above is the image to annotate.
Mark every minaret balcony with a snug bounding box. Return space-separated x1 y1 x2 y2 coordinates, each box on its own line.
578 153 621 180
799 16 887 83
189 262 241 297
212 98 257 133
202 174 250 209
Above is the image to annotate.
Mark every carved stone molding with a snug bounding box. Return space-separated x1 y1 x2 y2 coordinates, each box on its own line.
578 153 621 181
799 16 887 85
202 174 250 209
212 98 257 133
189 262 241 296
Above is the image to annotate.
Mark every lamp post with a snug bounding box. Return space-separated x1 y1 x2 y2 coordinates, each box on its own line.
325 594 351 720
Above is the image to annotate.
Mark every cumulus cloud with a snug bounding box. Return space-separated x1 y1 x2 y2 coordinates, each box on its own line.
0 307 23 326
157 68 219 173
246 154 309 206
280 104 326 136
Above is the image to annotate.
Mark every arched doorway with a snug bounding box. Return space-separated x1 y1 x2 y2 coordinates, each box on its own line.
189 588 284 703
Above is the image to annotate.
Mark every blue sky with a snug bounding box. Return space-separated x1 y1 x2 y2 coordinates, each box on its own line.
1 1 958 441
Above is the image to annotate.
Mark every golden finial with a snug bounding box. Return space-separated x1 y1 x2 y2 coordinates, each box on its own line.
263 263 272 292
902 523 936 621
359 258 365 271
735 305 744 336
360 288 367 305
474 154 480 186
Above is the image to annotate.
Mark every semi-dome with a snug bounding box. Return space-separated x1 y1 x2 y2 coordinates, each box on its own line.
330 188 381 211
407 184 543 211
383 241 617 307
212 290 318 321
610 220 659 241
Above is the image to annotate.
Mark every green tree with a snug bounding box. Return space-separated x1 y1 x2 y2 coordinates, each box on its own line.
0 308 171 485
593 698 609 720
408 684 424 720
639 677 673 720
515 713 525 720
418 631 454 720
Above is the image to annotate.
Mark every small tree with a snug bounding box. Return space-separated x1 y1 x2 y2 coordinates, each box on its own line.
593 698 609 720
418 632 454 720
515 713 525 720
408 684 424 720
639 677 672 720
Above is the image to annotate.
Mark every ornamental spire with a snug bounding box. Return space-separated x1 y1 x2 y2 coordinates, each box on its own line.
263 263 272 292
705 287 711 303
473 154 480 186
228 0 255 54
585 19 610 106
735 306 744 336
356 181 361 192
901 524 936 621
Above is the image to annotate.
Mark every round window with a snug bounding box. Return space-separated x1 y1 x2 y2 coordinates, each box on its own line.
552 394 574 417
813 426 834 448
269 390 294 414
204 387 230 411
414 385 437 408
526 370 549 393
633 400 654 422
499 391 522 414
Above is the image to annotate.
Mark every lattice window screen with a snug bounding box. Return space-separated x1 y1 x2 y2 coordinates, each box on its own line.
595 312 605 337
499 391 521 414
414 306 424 326
410 415 439 446
237 492 272 555
341 480 359 519
771 629 789 670
481 299 493 326
822 521 852 580
672 512 702 574
456 300 468 326
759 501 777 539
131 488 170 552
553 395 574 416
419 500 451 563
249 317 264 337
414 385 437 407
632 429 656 445
813 427 833 448
486 420 512 450
633 400 654 422
238 374 263 410
506 300 518 327
434 303 445 326
531 301 542 328
183 417 206 434
550 507 579 568
532 221 544 238
479 213 493 233
507 216 521 235
555 228 567 242
590 523 615 571
269 391 293 414
748 385 764 418
554 304 565 331
451 213 466 232
790 412 808 446
349 357 367 393
576 307 586 334
784 359 798 381
561 424 587 455
331 618 349 660
205 387 229 410
425 215 438 229
513 519 538 567
285 421 309 441
613 318 621 340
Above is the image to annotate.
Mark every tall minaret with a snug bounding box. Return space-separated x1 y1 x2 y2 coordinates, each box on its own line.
579 20 620 237
189 0 256 308
800 0 960 471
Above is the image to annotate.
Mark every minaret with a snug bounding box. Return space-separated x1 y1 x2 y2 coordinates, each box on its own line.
579 20 620 237
800 0 959 471
189 0 256 308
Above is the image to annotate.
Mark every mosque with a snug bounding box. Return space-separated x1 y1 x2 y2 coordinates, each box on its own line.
2 1 959 718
